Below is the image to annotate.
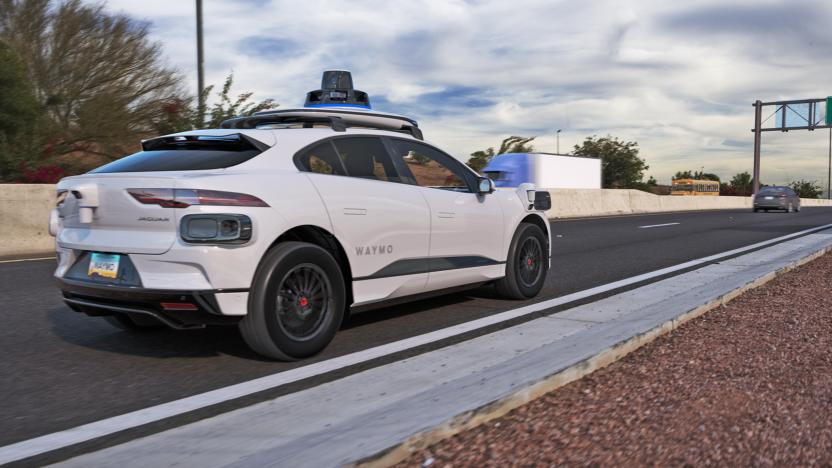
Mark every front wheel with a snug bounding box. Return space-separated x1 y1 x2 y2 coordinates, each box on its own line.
240 241 345 361
495 223 549 300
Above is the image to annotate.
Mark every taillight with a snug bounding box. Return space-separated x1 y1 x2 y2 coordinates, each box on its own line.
128 189 268 208
128 189 188 208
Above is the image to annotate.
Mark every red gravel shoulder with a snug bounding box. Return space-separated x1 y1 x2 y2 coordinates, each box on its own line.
399 252 832 467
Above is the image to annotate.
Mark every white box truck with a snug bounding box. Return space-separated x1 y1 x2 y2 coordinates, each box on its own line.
482 153 602 189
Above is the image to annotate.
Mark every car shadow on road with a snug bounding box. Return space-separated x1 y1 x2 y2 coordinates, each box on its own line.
46 285 520 362
46 306 270 361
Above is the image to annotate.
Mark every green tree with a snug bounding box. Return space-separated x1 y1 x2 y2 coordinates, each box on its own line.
0 41 38 137
466 136 536 172
673 170 720 182
0 0 183 159
0 40 46 180
573 135 648 189
154 73 277 134
788 179 822 198
204 74 277 128
720 171 762 196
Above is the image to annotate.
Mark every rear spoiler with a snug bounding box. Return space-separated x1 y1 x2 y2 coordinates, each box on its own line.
220 113 424 140
140 133 271 153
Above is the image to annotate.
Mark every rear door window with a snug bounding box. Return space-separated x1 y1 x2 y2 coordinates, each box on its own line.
295 141 347 175
331 137 402 183
91 134 264 173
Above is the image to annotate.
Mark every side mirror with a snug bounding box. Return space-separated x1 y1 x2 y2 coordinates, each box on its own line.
477 177 494 195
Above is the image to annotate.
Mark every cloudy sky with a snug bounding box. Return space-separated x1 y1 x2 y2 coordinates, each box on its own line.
103 0 832 185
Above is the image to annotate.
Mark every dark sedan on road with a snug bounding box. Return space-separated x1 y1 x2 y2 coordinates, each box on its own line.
753 186 801 213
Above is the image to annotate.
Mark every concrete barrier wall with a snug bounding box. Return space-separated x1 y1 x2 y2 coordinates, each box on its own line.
0 184 831 258
0 184 56 258
545 188 832 219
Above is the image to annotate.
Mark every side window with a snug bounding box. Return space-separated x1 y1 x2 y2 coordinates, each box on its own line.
389 140 472 192
295 141 346 175
332 137 401 183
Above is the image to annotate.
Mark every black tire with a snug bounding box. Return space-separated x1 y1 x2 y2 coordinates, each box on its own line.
105 313 164 331
753 208 759 213
240 241 345 361
495 223 549 300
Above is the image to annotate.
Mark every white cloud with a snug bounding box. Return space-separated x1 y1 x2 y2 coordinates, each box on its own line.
99 0 832 185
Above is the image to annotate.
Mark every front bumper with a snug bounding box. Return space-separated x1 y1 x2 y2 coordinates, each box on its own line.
58 277 246 329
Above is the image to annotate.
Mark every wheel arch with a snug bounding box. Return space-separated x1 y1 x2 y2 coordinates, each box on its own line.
264 224 354 307
519 212 551 259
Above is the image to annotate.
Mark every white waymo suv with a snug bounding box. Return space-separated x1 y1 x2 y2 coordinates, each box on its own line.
50 71 552 360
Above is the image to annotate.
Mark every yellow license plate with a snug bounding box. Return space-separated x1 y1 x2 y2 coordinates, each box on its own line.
88 253 120 279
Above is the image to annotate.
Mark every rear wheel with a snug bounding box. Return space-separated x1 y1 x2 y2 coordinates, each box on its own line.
105 313 164 331
240 241 345 361
495 223 548 299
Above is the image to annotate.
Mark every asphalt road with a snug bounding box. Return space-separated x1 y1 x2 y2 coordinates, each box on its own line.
2 208 832 447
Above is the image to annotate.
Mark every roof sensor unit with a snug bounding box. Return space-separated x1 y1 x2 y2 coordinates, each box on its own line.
304 70 371 109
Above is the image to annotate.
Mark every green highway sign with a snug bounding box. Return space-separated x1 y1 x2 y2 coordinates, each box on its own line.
827 96 832 125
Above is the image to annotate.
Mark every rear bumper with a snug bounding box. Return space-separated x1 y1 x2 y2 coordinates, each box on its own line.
57 277 246 329
754 200 787 209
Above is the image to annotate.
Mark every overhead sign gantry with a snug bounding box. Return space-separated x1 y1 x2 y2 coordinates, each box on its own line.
752 97 832 196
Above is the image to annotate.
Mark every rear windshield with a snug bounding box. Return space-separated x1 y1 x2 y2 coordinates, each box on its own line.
91 134 263 173
758 188 785 195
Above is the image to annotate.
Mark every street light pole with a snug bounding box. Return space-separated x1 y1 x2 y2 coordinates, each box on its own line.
556 129 561 154
196 0 205 124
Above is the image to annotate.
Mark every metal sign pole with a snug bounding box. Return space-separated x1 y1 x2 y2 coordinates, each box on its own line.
828 127 831 199
752 100 762 195
196 0 205 125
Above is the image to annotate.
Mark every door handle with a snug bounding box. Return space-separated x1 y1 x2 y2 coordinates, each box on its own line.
343 208 367 216
437 211 455 218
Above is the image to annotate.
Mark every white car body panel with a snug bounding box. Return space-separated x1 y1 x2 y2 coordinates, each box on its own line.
52 124 551 316
417 187 505 291
305 172 431 305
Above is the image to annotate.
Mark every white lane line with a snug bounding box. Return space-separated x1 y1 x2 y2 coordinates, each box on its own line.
2 222 832 465
0 256 55 264
638 222 681 229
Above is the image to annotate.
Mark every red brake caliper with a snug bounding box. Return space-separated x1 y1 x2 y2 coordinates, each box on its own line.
298 296 309 307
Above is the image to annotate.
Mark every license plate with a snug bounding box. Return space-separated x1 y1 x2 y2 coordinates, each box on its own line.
765 196 773 200
88 253 120 279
